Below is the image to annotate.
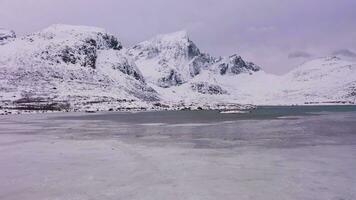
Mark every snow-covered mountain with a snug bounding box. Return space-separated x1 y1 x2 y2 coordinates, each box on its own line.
0 24 158 112
127 31 260 88
0 24 355 113
127 31 355 105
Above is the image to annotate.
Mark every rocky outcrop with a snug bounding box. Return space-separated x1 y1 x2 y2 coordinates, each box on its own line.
216 55 260 75
22 24 122 69
191 82 228 95
0 28 16 45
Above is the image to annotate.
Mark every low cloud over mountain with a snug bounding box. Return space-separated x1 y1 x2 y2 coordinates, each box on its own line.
288 51 312 59
332 49 356 58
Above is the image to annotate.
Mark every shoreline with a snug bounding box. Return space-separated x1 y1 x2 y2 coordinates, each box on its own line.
1 103 356 116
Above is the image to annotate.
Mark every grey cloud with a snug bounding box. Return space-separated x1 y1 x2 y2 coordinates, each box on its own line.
247 26 276 33
332 49 356 58
288 51 313 59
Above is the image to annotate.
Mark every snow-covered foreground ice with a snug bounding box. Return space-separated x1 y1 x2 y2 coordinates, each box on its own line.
0 107 356 200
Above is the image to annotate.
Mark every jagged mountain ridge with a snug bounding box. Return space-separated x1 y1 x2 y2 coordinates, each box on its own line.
0 24 355 113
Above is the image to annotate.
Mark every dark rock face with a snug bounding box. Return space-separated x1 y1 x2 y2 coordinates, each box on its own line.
187 40 201 59
109 58 144 82
57 33 122 69
29 30 123 69
129 44 160 60
347 82 356 97
191 82 228 95
99 33 122 50
128 84 160 102
226 55 261 75
0 29 16 45
60 39 98 69
216 55 261 75
218 63 229 75
230 55 248 74
158 69 183 88
189 54 214 77
12 97 71 111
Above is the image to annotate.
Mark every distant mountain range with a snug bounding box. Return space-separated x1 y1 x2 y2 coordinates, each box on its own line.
0 24 355 113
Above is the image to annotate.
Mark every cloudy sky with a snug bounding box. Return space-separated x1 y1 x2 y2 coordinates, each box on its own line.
1 0 355 74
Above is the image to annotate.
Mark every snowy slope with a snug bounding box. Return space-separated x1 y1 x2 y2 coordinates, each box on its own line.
279 56 356 104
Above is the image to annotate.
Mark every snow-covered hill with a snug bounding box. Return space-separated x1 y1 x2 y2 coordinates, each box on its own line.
0 25 355 113
280 56 356 104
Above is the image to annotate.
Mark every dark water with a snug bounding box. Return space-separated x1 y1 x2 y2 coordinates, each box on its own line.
55 105 356 123
8 105 349 149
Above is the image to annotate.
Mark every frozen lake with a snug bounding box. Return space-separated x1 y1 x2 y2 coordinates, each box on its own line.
1 106 356 200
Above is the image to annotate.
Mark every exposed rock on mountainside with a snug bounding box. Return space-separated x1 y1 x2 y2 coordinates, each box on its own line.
0 28 16 45
215 55 260 75
21 24 122 69
191 82 228 95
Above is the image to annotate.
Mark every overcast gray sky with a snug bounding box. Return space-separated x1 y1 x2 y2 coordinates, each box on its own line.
1 0 355 74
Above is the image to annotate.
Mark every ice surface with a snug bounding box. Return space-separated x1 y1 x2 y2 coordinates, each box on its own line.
0 109 356 200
